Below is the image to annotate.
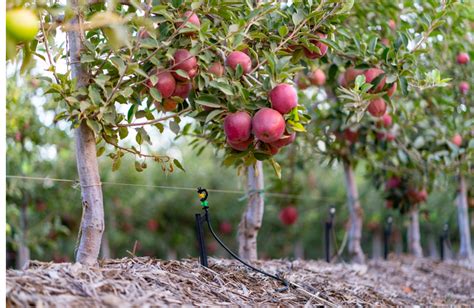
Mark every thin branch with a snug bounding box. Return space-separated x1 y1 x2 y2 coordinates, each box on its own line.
102 134 171 162
40 16 60 84
115 107 192 127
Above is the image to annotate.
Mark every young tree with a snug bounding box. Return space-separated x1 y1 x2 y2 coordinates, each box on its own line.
298 0 456 263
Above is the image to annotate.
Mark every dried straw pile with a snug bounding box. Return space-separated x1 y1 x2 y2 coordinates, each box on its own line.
6 256 474 306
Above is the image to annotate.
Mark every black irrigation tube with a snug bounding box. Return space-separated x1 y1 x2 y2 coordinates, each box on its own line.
203 207 290 292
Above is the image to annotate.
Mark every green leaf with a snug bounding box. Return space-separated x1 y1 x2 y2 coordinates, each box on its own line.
292 9 305 25
278 25 288 37
368 36 378 54
119 127 128 139
205 109 224 123
96 146 106 157
88 85 103 105
150 88 162 102
399 76 408 96
173 159 185 172
174 69 190 80
170 120 180 134
269 159 281 179
209 81 234 95
110 56 126 75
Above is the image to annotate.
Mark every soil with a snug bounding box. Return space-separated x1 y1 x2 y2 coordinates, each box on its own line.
6 255 474 306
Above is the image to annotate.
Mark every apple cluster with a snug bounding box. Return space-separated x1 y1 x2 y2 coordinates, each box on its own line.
144 12 203 112
340 67 397 118
384 176 428 212
223 83 298 155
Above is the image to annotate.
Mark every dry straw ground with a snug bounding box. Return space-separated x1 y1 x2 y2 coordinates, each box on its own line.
6 256 474 306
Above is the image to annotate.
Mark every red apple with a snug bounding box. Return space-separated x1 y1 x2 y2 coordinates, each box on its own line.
381 114 392 128
226 51 252 74
269 83 298 114
147 219 159 232
343 67 364 88
279 206 298 225
386 132 396 142
367 98 387 117
148 71 176 98
161 99 178 112
270 132 296 148
343 128 359 144
452 134 462 147
456 52 470 65
385 177 401 190
459 81 469 95
208 62 224 77
173 81 192 99
176 11 200 29
296 73 311 90
252 108 286 143
308 69 326 86
172 49 198 80
219 221 233 234
364 68 386 93
388 19 396 31
304 32 328 59
227 137 253 151
223 111 252 142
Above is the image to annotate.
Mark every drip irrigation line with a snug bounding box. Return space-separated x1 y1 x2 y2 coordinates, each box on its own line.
6 175 344 203
204 208 289 291
204 209 336 306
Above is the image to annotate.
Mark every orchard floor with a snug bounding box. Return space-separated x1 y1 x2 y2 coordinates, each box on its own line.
6 255 474 307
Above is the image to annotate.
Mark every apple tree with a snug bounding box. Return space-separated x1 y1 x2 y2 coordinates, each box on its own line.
297 0 457 263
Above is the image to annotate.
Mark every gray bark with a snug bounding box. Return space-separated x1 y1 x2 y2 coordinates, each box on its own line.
68 0 104 265
100 232 111 259
238 161 264 261
407 208 423 257
342 161 365 264
456 174 472 259
16 203 30 269
371 230 383 260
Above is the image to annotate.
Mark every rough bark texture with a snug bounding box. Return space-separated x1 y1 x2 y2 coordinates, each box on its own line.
342 161 365 264
456 174 472 259
238 161 264 261
408 208 423 258
68 0 104 265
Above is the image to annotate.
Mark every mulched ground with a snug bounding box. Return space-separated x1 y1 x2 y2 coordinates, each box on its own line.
6 255 474 306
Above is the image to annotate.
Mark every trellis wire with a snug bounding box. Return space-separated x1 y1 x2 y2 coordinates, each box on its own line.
6 174 345 203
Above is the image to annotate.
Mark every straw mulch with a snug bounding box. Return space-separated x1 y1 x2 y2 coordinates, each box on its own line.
6 255 474 307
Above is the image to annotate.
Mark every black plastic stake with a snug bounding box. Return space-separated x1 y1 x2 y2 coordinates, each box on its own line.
325 207 335 263
439 235 444 261
195 213 208 267
383 216 393 260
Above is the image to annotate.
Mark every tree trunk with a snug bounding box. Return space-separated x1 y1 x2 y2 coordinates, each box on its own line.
407 208 423 257
371 229 383 260
68 0 104 265
100 232 111 259
428 234 438 259
456 174 472 259
342 161 365 264
238 161 264 261
16 202 30 269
